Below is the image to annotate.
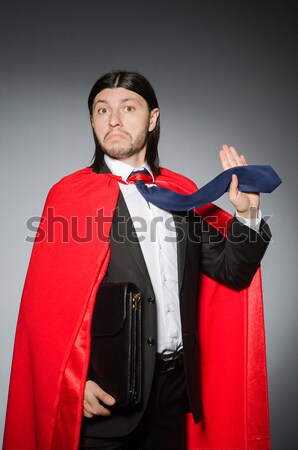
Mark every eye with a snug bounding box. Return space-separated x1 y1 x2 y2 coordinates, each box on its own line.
98 107 108 114
124 105 134 112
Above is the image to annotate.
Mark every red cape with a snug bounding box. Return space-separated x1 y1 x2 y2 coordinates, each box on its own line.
3 168 270 450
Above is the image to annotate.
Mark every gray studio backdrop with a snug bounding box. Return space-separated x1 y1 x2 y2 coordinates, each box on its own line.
0 2 297 449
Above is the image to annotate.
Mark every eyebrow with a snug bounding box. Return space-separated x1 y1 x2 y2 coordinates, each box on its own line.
93 98 139 107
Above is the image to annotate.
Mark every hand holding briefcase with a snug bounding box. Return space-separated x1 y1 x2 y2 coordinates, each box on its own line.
89 282 142 407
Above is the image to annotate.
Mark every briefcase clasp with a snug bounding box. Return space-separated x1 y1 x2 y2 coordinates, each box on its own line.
132 293 141 310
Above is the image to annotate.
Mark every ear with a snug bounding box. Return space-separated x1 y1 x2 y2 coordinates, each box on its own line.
148 108 160 132
90 115 94 128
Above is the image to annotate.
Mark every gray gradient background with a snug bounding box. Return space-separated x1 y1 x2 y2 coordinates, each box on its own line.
0 1 297 448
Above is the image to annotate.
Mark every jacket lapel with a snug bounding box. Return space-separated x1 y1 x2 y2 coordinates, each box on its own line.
117 192 153 288
172 212 188 294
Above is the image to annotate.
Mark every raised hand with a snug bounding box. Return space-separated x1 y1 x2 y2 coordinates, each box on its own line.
219 144 260 219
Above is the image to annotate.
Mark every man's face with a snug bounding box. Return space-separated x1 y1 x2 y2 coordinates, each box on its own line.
91 87 159 163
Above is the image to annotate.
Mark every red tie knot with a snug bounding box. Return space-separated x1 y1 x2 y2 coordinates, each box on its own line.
127 170 153 184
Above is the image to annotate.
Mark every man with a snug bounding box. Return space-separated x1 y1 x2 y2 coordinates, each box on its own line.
3 70 272 450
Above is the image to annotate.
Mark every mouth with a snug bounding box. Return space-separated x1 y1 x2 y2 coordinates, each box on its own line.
105 132 128 141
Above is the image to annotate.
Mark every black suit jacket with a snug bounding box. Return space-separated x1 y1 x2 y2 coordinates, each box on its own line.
82 165 271 438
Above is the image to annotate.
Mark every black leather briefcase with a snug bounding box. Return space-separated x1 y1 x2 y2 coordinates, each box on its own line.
89 282 142 407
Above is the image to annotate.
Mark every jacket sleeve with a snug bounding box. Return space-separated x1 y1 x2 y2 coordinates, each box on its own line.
200 216 271 290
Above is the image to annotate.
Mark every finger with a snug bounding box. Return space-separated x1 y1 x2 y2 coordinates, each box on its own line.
84 397 112 417
222 143 230 153
94 385 116 406
240 154 248 165
230 147 243 166
83 409 93 418
85 380 116 406
91 402 112 416
83 405 112 417
83 400 95 418
219 148 231 171
83 400 96 418
221 145 238 168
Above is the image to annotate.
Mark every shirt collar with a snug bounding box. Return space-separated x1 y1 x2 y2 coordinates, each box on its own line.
104 154 155 183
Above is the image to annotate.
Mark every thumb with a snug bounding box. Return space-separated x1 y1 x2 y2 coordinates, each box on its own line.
229 174 238 195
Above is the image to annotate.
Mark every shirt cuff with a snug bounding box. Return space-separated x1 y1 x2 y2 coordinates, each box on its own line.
235 210 262 233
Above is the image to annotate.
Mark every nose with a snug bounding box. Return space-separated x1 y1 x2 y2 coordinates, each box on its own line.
109 109 122 128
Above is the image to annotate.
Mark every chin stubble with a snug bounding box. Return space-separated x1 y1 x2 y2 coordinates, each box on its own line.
100 129 148 160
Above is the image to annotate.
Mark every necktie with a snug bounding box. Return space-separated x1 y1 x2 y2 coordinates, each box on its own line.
127 166 281 211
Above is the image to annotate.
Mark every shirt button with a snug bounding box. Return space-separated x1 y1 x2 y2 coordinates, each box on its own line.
147 297 155 304
147 338 155 346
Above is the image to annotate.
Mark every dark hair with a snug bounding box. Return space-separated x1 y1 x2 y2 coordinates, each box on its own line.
88 70 160 175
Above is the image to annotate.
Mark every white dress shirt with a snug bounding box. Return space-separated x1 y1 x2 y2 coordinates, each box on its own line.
104 154 261 353
104 155 182 354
